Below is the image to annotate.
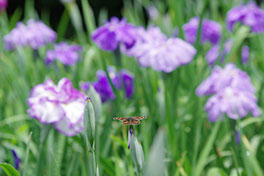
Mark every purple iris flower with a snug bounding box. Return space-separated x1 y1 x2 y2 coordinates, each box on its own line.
122 26 196 72
0 0 7 11
235 130 241 145
80 67 134 103
206 40 249 65
205 40 232 65
4 19 57 50
226 2 264 33
93 70 116 102
242 45 249 64
183 17 222 45
91 17 137 51
45 42 82 66
205 87 260 122
196 63 255 96
197 63 260 122
11 150 21 170
27 78 86 136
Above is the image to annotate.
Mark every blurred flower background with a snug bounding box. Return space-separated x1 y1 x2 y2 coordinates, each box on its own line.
1 0 264 175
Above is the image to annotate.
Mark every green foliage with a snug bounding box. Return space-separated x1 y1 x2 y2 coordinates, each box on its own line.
0 0 264 175
0 163 20 176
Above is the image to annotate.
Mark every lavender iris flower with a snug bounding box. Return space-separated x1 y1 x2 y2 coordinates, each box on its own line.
196 63 255 96
196 63 260 122
183 17 221 45
4 19 57 50
80 67 134 102
205 87 260 122
123 26 196 72
242 45 249 64
27 78 86 136
45 42 82 66
205 40 233 65
235 130 241 145
0 0 7 11
91 17 137 51
226 2 264 33
206 40 249 65
11 150 21 170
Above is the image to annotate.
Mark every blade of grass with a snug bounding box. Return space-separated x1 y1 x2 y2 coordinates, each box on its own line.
22 132 32 176
80 0 96 43
193 120 221 176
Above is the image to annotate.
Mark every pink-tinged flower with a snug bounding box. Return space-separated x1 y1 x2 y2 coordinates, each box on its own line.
91 17 137 51
226 2 264 33
4 19 57 50
196 63 255 96
183 17 222 45
205 87 260 122
205 40 250 65
80 67 134 102
0 0 7 11
123 26 196 72
27 78 86 136
45 42 82 66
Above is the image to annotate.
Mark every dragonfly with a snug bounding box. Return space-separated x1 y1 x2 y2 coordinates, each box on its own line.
113 116 147 125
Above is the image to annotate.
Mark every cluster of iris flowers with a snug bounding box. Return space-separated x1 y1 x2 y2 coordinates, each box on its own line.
3 1 264 137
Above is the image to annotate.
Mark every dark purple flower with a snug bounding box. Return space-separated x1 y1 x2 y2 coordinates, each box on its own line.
93 70 116 102
120 70 134 98
205 87 260 122
196 63 255 96
27 78 86 136
123 26 196 72
80 67 134 102
235 130 241 145
0 0 7 11
45 42 82 66
242 45 249 64
11 150 21 170
226 2 264 33
183 17 222 45
4 19 57 50
91 17 137 51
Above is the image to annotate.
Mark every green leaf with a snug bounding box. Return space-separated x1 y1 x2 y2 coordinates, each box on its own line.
88 86 102 123
227 26 250 62
80 0 96 43
22 132 32 176
193 120 221 176
0 163 20 176
144 130 166 176
206 168 227 176
130 133 144 174
83 97 96 146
